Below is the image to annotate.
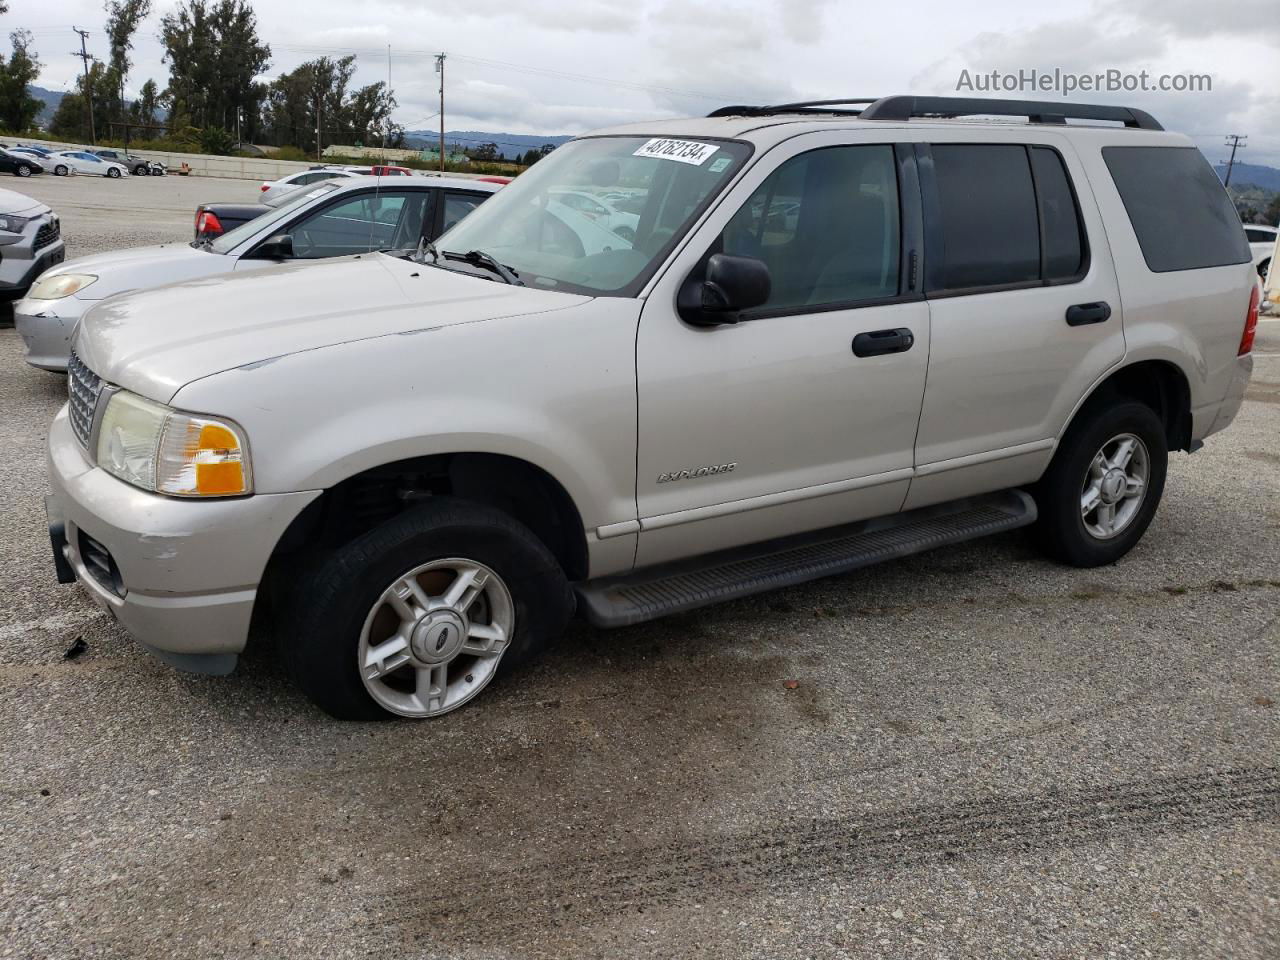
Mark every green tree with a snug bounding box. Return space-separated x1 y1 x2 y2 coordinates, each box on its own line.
0 30 42 132
105 0 152 138
129 78 164 127
49 61 118 142
161 0 269 139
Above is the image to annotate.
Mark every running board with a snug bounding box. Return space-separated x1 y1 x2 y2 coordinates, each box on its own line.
575 490 1036 628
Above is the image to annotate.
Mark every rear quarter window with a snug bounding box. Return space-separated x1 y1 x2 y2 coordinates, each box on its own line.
1103 146 1251 273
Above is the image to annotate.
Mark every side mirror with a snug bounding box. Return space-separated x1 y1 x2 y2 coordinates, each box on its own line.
677 253 771 327
254 233 294 260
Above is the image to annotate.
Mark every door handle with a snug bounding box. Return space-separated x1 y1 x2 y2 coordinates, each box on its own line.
1065 301 1111 326
852 328 914 357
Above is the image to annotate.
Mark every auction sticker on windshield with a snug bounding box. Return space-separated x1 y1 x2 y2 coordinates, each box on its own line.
633 138 719 166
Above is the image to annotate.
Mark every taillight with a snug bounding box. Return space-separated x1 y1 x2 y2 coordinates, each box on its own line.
195 211 224 236
260 182 269 192
1239 284 1260 356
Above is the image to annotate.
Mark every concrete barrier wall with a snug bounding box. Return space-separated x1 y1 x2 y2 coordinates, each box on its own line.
11 137 500 182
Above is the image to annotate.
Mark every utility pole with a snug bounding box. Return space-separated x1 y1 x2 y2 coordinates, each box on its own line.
71 27 96 145
435 53 446 173
1222 134 1247 187
385 44 391 157
315 94 323 162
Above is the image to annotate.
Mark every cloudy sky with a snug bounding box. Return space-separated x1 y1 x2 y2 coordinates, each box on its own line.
9 0 1279 164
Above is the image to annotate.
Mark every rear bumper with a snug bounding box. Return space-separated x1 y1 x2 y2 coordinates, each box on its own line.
1205 353 1253 438
45 406 319 671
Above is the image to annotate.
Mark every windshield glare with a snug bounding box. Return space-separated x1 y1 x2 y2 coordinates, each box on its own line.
436 136 750 295
208 182 342 253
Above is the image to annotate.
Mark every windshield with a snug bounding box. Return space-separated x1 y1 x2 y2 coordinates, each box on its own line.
436 135 751 295
208 181 344 253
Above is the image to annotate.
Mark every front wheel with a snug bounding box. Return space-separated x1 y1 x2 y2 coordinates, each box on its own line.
280 498 573 720
1032 400 1168 567
107 167 121 178
54 165 68 176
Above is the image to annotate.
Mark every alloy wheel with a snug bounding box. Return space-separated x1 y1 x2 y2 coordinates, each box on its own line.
357 558 514 718
1080 432 1150 540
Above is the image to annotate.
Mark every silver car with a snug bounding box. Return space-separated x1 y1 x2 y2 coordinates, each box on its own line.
15 175 498 371
44 95 1257 722
0 188 64 300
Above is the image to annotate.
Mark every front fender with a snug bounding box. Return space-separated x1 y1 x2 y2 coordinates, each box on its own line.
170 301 641 533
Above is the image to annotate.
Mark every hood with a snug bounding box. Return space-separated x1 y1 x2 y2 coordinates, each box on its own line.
0 187 46 217
75 253 590 402
45 243 233 300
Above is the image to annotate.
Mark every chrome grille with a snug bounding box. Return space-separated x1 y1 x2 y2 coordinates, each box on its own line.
34 217 60 252
67 350 103 448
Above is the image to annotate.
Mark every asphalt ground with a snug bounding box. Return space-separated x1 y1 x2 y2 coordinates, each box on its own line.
0 172 1277 959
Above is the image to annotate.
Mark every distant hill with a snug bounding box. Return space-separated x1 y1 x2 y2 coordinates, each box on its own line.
403 129 573 159
31 85 65 126
1215 162 1280 193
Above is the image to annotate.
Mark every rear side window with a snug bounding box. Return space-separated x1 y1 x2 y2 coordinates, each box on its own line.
1103 146 1250 272
1245 228 1275 244
932 144 1040 289
929 144 1086 291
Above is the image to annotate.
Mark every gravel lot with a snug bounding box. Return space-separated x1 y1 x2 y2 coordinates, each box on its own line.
1 173 1277 960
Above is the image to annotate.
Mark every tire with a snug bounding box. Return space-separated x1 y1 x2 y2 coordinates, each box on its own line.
17 165 31 177
54 165 68 177
135 165 149 176
280 497 573 720
1260 258 1271 280
1032 399 1168 567
107 167 121 178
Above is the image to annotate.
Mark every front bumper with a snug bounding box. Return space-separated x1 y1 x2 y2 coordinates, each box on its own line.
46 406 319 673
15 291 85 372
0 236 64 296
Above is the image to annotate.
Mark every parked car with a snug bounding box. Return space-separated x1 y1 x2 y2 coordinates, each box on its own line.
8 147 62 174
193 174 499 242
548 189 640 240
1244 224 1276 280
16 176 499 370
48 151 129 178
0 148 44 178
42 95 1258 722
370 164 413 177
92 149 153 177
0 188 63 298
259 167 361 202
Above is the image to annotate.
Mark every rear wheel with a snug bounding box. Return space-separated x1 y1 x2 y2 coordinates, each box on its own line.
281 498 573 720
1033 400 1168 567
16 165 31 177
1260 258 1271 280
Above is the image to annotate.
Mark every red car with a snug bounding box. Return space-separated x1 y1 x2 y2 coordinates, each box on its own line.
371 164 412 177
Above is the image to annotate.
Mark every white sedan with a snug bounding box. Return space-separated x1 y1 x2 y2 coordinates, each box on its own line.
48 151 129 178
259 167 362 202
8 148 64 174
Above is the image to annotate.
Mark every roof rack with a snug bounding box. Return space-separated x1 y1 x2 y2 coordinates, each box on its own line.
707 95 1163 131
707 99 876 118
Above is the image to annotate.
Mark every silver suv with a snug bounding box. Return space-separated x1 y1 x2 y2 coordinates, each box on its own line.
0 188 63 297
44 96 1259 720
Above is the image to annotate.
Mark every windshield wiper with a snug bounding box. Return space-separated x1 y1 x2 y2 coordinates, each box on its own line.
445 248 524 286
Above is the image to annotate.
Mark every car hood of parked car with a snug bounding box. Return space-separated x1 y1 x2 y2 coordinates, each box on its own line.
0 187 47 216
74 252 591 402
41 243 235 300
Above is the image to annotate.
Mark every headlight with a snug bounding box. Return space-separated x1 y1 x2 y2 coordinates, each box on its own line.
0 214 33 233
28 273 97 300
96 391 252 497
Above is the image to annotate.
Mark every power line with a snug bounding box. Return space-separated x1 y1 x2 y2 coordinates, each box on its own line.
268 42 736 102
